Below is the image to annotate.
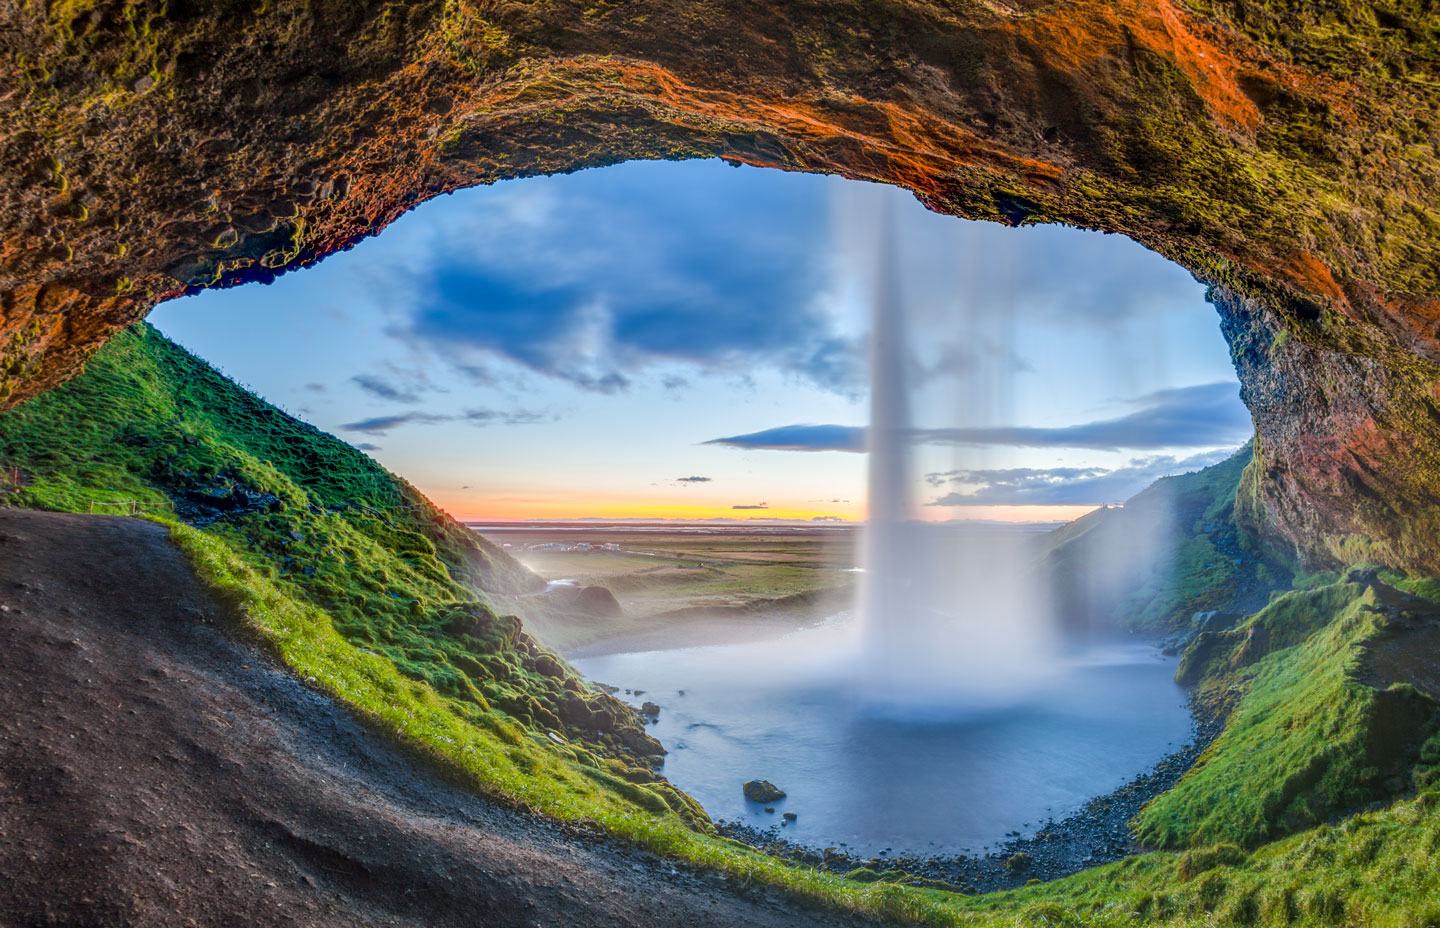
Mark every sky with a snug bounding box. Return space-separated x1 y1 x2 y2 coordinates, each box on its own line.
148 159 1250 524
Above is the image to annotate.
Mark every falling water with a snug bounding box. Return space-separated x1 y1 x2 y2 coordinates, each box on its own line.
856 199 1058 710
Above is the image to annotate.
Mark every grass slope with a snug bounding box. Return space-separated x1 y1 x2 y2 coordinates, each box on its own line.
1138 579 1440 848
0 324 681 775
1038 445 1291 633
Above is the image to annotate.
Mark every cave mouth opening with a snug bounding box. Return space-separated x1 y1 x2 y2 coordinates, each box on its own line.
147 156 1253 858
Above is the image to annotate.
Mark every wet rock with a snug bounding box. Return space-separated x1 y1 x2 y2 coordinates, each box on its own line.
742 780 787 803
782 812 797 822
640 701 660 717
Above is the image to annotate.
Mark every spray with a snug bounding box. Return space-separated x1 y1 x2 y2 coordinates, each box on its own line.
852 193 1058 712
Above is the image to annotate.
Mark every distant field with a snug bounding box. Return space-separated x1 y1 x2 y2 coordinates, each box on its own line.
476 525 858 654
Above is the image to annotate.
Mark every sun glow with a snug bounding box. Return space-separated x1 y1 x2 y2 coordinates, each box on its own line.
430 491 1100 525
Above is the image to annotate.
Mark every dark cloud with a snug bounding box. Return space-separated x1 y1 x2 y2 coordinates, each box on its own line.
675 476 712 484
924 449 1237 506
398 165 867 395
340 411 452 435
340 407 544 435
352 374 422 404
705 383 1250 453
706 424 867 452
303 382 327 393
732 503 769 510
913 383 1250 452
353 442 381 451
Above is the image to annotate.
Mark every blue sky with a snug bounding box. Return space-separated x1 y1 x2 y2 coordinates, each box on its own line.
149 159 1249 522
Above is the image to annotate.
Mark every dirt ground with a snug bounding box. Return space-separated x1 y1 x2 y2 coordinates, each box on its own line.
0 509 880 928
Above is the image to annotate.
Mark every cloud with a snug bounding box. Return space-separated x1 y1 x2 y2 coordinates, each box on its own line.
732 502 769 510
340 411 452 435
381 163 871 396
911 383 1250 452
924 449 1238 506
340 407 544 435
675 476 712 484
303 382 326 393
352 374 422 404
461 408 547 426
706 424 867 452
705 382 1250 453
353 442 381 451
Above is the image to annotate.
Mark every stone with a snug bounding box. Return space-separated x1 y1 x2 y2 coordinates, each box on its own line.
742 780 787 803
573 585 621 617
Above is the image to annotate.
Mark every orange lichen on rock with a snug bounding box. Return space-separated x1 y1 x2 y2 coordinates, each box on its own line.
1277 250 1348 303
1009 0 1270 132
463 57 1066 196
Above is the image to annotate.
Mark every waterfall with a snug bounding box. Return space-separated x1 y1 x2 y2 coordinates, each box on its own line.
853 198 1058 710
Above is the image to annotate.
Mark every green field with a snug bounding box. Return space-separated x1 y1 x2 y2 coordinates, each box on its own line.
487 528 856 653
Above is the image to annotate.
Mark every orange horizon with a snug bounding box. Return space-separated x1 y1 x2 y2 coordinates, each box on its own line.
431 492 1100 525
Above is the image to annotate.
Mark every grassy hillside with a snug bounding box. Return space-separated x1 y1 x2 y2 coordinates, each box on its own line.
1039 445 1292 633
8 325 1440 926
1137 577 1440 848
0 324 684 774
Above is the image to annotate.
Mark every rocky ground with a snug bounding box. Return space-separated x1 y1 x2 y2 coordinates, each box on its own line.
0 509 883 928
718 691 1227 895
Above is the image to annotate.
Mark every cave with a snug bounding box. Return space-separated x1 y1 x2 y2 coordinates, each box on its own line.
3 0 1439 576
4 0 1440 922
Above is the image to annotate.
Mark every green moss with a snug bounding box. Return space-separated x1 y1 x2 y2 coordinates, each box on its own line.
1137 581 1440 848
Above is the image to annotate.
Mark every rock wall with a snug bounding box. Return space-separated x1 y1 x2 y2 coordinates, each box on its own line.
2 0 1438 569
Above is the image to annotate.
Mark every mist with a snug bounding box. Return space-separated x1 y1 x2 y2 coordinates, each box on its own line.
847 192 1059 712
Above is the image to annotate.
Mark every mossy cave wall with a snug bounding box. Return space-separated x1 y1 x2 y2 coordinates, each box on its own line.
3 0 1439 572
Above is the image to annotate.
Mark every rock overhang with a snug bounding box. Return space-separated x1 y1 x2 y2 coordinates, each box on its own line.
2 0 1438 570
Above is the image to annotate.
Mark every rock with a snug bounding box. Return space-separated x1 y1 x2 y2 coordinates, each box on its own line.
1159 629 1198 656
782 812 797 822
574 585 622 617
1347 567 1381 586
1196 611 1242 632
1005 852 1032 872
640 701 660 717
742 780 787 803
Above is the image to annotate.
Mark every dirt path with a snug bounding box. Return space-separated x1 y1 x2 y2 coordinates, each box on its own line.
0 510 877 928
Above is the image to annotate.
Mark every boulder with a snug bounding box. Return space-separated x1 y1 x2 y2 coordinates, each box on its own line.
742 780 787 803
574 585 622 617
